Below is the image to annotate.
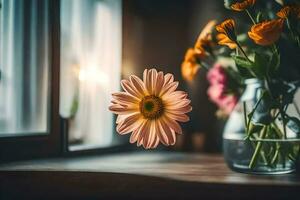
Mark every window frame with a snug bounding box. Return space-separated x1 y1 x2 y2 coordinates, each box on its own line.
0 0 133 162
0 0 62 162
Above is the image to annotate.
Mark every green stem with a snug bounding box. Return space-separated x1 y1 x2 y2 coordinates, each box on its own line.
271 122 283 138
270 124 282 166
236 41 252 63
245 93 265 137
271 142 280 165
286 18 295 38
249 126 267 169
243 102 248 133
271 44 278 55
252 133 271 166
280 109 287 139
245 9 256 25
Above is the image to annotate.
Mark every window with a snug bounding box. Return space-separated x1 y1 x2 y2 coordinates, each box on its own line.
0 0 123 161
59 0 122 151
0 0 50 135
0 0 61 161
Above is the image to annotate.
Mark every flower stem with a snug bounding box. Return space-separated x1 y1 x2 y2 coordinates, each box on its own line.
243 102 248 133
280 110 287 139
271 44 278 55
249 126 267 169
270 123 283 166
236 41 251 63
271 142 280 165
245 9 256 25
286 18 295 38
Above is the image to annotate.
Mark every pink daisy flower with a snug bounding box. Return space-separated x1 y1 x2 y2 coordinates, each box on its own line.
109 68 192 149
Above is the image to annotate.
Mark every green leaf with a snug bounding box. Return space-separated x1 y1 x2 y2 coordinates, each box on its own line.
233 55 253 68
233 54 271 79
253 52 269 78
268 52 280 76
235 63 253 79
233 55 255 78
286 116 300 135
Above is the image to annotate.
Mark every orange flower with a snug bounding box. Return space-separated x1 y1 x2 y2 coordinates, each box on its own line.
181 48 201 81
181 61 200 82
277 6 291 18
184 48 203 63
231 0 256 11
216 33 237 49
248 19 284 46
194 20 217 53
277 5 300 19
216 19 237 49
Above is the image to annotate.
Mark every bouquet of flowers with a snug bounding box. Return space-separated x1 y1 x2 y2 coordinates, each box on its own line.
181 19 243 117
181 0 300 171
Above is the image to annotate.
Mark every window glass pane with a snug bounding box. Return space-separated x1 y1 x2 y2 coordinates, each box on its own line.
0 0 50 135
60 0 122 150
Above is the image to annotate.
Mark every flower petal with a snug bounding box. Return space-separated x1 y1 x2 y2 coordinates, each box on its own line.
144 69 158 95
130 120 148 143
164 73 174 86
145 69 153 94
116 113 143 135
116 114 127 124
143 69 148 84
166 105 193 114
156 120 169 146
159 118 175 145
154 71 164 96
121 80 141 98
168 129 176 145
162 90 187 101
159 81 179 97
165 99 191 107
112 92 140 104
163 116 182 134
109 104 138 115
151 69 158 94
137 120 151 146
165 112 190 122
130 75 147 97
152 137 160 148
143 120 157 149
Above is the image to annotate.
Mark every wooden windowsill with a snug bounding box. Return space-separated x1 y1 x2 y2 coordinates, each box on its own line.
0 152 299 199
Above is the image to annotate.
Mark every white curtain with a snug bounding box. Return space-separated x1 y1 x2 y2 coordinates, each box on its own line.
0 0 49 134
60 0 122 147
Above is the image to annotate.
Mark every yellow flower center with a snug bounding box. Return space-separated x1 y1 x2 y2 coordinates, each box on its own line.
140 95 164 119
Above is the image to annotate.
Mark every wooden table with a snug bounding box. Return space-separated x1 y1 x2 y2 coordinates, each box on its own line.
0 152 299 199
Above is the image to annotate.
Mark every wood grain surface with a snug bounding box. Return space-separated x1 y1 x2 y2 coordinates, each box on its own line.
0 152 299 199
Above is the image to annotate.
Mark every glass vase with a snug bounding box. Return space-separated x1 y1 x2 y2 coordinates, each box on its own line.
223 78 300 174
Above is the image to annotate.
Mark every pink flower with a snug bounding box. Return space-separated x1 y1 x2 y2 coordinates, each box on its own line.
207 63 227 85
109 68 192 149
207 84 225 103
207 63 238 115
218 95 238 114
